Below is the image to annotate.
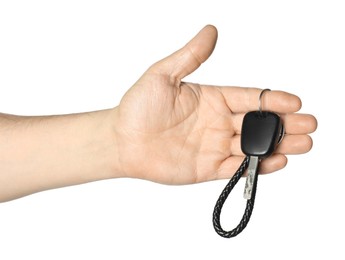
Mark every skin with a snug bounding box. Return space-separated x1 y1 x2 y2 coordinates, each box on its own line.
0 25 317 202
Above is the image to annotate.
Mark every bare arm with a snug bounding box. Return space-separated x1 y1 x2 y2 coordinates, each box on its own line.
0 110 122 202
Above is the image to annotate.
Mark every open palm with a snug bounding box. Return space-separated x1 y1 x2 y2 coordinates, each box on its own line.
115 25 317 185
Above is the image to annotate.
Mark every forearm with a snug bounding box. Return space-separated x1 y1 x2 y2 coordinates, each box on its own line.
0 109 122 202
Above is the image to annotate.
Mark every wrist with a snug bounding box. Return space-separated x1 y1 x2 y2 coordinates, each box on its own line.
101 107 125 179
108 106 142 181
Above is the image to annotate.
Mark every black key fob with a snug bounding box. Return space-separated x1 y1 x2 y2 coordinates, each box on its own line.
241 111 284 158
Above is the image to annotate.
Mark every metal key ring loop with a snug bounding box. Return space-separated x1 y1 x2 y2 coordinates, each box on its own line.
258 89 271 115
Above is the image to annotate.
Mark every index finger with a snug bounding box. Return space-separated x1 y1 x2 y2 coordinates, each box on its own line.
219 87 302 113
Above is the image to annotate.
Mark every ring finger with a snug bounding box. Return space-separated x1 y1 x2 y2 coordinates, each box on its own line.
230 134 313 156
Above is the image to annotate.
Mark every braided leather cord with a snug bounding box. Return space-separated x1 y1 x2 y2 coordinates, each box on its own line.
213 156 259 238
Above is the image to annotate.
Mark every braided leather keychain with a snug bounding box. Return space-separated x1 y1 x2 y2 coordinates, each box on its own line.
212 89 285 238
213 156 252 238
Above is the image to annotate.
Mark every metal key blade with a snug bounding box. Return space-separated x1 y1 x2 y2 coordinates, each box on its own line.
244 156 259 200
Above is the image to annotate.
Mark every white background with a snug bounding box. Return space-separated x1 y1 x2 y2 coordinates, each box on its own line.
0 0 343 259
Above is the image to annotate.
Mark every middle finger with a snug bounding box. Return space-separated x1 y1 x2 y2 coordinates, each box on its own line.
231 113 317 135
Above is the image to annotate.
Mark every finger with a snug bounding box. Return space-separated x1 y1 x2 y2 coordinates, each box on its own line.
231 113 317 135
215 155 246 180
220 87 302 113
282 114 318 134
149 25 218 80
229 135 244 156
245 154 288 175
215 154 288 180
275 135 313 154
230 133 313 156
259 154 288 174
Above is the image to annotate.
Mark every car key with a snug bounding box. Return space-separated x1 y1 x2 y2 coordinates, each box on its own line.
241 111 284 199
213 108 285 238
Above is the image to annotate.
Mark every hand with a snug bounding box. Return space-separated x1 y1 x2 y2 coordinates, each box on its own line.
113 25 318 185
0 25 318 202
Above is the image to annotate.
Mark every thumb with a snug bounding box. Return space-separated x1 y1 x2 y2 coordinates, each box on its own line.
150 25 218 80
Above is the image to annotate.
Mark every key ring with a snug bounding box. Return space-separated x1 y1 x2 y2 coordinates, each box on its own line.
258 88 285 144
258 88 271 116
